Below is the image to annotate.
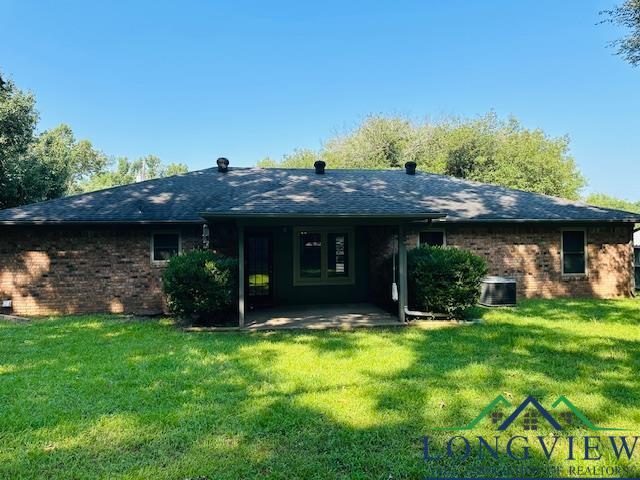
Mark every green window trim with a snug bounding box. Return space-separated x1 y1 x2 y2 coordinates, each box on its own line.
292 227 355 286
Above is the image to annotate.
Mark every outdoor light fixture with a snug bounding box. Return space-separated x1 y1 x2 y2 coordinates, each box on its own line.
202 224 210 249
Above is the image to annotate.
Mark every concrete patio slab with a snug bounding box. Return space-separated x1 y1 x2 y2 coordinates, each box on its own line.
245 302 402 331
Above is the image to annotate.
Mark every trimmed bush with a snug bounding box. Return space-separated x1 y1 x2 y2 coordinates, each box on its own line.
408 245 487 318
162 250 238 324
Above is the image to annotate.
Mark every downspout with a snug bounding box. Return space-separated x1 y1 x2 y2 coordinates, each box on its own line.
404 306 450 320
398 223 408 323
404 306 434 318
395 218 433 321
391 234 398 302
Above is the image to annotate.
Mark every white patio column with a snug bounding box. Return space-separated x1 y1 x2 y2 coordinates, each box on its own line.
238 224 245 327
398 223 408 323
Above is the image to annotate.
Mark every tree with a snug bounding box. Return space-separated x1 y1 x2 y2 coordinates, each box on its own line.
0 75 38 208
31 124 107 196
79 155 188 192
441 116 584 200
0 75 36 162
130 154 188 179
261 113 586 200
601 0 640 67
257 149 318 168
5 125 104 206
586 193 640 213
0 75 105 208
164 162 189 177
324 117 415 169
0 70 190 205
0 71 187 204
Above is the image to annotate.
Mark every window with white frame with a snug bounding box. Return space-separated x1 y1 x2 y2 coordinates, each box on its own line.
293 227 355 285
419 230 446 247
151 232 181 263
561 230 587 275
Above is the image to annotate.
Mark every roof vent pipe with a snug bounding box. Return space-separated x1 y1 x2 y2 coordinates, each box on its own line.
314 160 326 174
405 161 417 175
217 157 229 173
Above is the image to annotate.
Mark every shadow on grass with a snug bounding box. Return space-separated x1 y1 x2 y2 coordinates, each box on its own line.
0 299 639 478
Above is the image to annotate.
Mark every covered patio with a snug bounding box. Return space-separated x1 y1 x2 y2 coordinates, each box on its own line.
200 216 441 329
198 164 447 329
199 215 446 328
244 302 401 330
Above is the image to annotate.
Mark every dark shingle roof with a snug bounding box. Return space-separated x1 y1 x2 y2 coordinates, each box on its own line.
0 167 638 224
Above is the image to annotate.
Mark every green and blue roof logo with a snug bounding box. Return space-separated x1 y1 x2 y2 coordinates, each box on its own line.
435 394 627 432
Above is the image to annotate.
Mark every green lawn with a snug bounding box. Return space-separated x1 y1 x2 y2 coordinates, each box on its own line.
1 299 639 479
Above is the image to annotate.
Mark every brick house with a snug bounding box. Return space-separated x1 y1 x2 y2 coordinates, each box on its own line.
0 160 638 323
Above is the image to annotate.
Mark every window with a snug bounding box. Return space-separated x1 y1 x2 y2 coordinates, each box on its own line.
299 232 322 279
419 230 445 247
152 232 181 263
561 230 586 275
293 228 354 285
327 232 349 278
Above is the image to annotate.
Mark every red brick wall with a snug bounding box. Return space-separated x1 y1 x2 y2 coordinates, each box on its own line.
0 225 201 316
407 223 635 298
0 222 634 317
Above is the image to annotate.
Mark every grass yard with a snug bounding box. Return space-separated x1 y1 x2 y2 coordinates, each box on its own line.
1 299 639 479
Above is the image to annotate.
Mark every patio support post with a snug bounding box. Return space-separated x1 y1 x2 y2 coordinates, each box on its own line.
398 223 408 323
238 223 245 327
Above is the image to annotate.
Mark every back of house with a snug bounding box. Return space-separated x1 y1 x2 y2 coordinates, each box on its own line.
0 161 638 320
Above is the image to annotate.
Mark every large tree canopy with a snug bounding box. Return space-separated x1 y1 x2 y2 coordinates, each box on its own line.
0 76 106 208
602 0 640 67
30 124 108 197
259 113 586 200
0 71 189 207
0 76 37 208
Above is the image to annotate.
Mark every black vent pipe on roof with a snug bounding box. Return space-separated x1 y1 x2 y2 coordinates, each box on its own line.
217 157 229 172
314 160 326 174
405 161 417 175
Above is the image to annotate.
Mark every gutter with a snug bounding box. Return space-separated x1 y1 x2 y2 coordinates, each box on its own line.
439 218 640 224
1 215 637 226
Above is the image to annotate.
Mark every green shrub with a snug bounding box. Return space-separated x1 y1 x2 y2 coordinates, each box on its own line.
408 245 487 318
162 250 238 324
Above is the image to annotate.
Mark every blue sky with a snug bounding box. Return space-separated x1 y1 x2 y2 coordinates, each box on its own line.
2 0 638 200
